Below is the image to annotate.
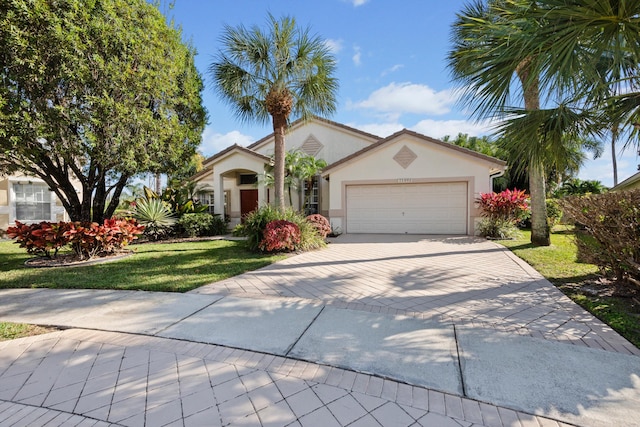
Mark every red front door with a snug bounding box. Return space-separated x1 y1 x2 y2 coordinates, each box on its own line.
240 189 259 222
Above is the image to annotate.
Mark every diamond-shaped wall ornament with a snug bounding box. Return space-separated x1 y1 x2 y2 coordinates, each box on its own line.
300 135 324 156
393 145 417 169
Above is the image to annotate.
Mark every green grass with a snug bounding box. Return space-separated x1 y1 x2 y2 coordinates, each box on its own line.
497 227 640 348
0 322 57 341
0 239 284 292
497 227 599 284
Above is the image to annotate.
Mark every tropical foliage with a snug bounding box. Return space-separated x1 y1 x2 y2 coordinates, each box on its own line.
234 205 325 252
210 14 338 209
132 198 176 240
553 178 608 198
448 0 640 246
259 220 301 252
262 150 327 211
6 219 143 260
0 0 206 223
177 213 228 238
477 188 530 239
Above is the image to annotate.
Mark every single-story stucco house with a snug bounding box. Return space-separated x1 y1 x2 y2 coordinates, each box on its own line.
611 170 640 192
192 117 507 235
0 173 79 232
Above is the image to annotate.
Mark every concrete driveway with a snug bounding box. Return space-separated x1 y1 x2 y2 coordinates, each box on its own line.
0 235 638 427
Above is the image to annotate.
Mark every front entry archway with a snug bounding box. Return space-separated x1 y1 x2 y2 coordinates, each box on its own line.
240 189 259 222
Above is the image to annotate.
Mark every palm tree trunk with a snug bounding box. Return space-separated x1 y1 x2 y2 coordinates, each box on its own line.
611 127 618 186
517 57 550 246
272 114 286 209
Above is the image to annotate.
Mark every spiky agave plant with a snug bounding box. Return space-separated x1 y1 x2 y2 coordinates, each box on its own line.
133 198 176 240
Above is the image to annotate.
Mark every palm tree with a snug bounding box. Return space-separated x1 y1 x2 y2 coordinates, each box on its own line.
449 0 555 245
210 14 338 209
449 0 640 246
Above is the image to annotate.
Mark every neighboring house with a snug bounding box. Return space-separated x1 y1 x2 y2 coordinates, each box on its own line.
611 170 640 192
192 117 507 235
0 172 79 232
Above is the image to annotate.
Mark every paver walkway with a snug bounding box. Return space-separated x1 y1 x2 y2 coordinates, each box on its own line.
1 234 639 427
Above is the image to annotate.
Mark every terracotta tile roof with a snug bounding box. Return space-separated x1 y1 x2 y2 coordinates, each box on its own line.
322 128 507 175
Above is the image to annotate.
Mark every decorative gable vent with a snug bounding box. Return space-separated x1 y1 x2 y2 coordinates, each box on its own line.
301 135 324 156
393 145 417 169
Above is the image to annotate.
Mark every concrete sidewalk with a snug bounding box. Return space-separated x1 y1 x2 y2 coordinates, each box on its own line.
1 235 639 426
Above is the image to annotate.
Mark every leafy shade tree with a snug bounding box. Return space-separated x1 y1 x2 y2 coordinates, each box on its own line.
210 14 338 209
0 0 207 223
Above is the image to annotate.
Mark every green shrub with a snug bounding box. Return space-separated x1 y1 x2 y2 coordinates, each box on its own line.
477 218 521 240
237 205 325 252
178 213 228 237
546 198 563 228
561 190 640 286
133 198 176 240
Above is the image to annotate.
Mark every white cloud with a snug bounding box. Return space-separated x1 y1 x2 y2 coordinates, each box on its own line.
353 82 456 116
199 127 255 157
343 0 369 6
381 64 404 76
411 118 495 140
324 38 343 54
352 46 362 66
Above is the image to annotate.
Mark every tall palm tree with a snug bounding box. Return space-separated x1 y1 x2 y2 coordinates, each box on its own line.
449 0 640 245
449 0 554 245
210 14 338 209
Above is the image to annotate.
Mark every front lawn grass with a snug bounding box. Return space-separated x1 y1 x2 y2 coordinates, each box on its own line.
498 227 640 348
0 239 284 292
0 322 58 341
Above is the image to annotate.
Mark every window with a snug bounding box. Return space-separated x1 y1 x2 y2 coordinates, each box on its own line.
14 183 51 221
304 176 320 215
196 191 215 214
195 191 230 217
239 174 257 185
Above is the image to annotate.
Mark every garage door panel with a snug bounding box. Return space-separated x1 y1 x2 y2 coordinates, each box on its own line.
346 183 467 234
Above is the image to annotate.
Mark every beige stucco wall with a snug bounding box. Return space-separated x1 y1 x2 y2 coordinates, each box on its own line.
0 172 83 231
253 120 375 165
325 134 499 234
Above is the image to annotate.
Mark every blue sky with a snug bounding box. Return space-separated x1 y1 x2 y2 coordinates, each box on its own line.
166 0 639 187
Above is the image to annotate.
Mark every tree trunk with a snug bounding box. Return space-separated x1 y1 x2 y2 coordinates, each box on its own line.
517 57 550 246
272 114 287 209
611 127 618 187
528 162 550 246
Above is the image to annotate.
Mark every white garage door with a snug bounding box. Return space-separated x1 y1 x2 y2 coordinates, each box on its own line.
346 182 468 234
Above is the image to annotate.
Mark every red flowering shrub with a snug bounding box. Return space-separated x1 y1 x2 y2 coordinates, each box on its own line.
65 219 144 259
7 221 71 258
7 219 144 260
305 214 331 238
478 188 529 223
259 220 301 252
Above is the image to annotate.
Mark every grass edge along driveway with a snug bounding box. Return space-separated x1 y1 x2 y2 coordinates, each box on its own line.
498 227 640 349
0 239 284 293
